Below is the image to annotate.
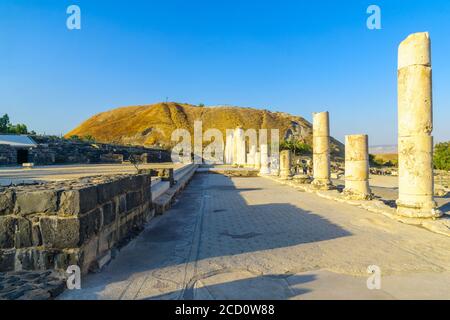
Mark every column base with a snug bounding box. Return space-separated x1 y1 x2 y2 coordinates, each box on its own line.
311 179 334 190
259 168 271 176
342 188 373 200
396 199 443 218
293 174 312 184
279 175 293 180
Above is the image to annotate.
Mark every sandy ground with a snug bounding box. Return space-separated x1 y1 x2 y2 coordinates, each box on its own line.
59 174 450 300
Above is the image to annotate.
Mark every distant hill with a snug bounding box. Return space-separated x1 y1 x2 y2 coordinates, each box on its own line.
66 102 344 156
369 145 398 155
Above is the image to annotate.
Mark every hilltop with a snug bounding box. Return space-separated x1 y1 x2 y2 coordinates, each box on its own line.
66 102 344 156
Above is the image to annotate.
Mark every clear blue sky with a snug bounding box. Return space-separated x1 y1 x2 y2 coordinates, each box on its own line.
1 0 449 145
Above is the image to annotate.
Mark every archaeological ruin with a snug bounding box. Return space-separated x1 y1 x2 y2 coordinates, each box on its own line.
396 32 442 218
311 112 333 190
343 135 372 200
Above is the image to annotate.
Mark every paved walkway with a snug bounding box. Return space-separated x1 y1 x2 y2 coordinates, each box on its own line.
59 173 450 300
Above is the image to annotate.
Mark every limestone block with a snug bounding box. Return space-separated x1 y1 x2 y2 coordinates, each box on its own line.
255 152 261 170
398 32 431 69
280 150 292 179
313 153 330 180
344 181 371 198
398 136 434 196
15 190 58 215
345 160 369 181
396 32 440 219
259 144 271 175
345 135 369 161
398 66 433 136
312 112 330 137
313 136 330 154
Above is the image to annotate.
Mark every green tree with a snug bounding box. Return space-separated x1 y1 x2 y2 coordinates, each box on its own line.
434 142 450 171
0 114 10 133
280 139 312 155
0 114 29 134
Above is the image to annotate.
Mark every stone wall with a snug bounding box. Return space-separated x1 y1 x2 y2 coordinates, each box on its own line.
0 145 17 166
0 173 153 274
0 136 172 166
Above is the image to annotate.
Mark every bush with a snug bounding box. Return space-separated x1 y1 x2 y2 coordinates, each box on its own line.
280 139 312 155
434 142 450 171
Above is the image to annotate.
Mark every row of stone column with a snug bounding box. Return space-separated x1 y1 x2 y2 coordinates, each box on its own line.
302 32 440 218
224 33 440 219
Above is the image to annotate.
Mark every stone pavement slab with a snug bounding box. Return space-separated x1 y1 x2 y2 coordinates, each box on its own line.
59 173 450 300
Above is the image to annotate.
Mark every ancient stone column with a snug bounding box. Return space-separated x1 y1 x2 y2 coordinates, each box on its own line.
343 135 372 200
396 32 441 218
234 127 246 166
254 151 261 170
259 144 271 175
280 150 293 179
311 111 333 190
225 130 234 165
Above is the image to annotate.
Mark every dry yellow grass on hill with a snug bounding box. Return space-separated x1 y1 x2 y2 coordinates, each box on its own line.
66 102 344 155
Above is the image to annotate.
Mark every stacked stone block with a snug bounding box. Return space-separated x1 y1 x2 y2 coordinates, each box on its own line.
0 174 153 274
396 32 441 218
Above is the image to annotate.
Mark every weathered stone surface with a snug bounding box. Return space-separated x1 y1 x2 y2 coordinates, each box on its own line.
15 190 58 215
343 135 372 200
0 270 66 300
102 202 116 226
117 194 127 215
126 190 143 211
259 144 271 175
396 32 440 218
79 209 102 244
97 180 120 204
14 217 33 248
0 169 168 273
280 150 293 180
59 186 98 215
40 217 80 249
0 216 16 248
312 111 332 189
0 249 15 272
0 190 14 216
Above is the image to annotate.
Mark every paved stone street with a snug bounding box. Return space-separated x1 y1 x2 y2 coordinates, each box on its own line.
59 173 450 300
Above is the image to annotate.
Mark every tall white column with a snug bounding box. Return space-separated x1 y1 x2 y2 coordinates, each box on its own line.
396 32 441 218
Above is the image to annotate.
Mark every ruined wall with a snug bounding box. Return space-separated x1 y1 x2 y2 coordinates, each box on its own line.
0 174 153 274
0 145 17 165
0 137 172 166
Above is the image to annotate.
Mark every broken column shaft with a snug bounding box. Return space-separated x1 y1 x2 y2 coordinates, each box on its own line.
343 134 372 200
396 32 441 218
312 111 333 189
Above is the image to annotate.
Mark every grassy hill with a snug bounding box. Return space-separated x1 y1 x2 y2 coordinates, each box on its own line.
66 102 344 156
